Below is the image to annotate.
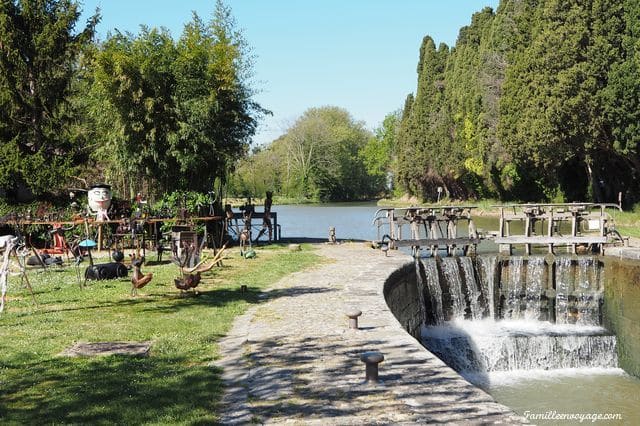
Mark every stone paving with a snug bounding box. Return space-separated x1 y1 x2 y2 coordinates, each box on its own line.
216 243 526 424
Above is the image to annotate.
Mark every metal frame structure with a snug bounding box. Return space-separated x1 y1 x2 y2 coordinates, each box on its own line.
373 206 481 257
493 203 624 255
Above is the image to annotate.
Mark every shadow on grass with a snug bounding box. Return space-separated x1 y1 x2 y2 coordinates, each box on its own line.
25 278 337 316
144 285 336 314
0 354 223 424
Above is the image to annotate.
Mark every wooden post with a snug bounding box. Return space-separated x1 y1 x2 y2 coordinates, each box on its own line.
571 211 577 254
389 209 395 241
525 214 531 255
98 224 103 251
547 209 554 254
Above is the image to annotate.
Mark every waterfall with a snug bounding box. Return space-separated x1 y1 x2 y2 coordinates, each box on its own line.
575 257 602 326
477 256 497 320
555 257 573 324
459 257 483 320
422 320 618 378
501 256 524 319
418 253 615 383
415 261 428 327
441 257 466 319
524 257 546 321
419 258 444 324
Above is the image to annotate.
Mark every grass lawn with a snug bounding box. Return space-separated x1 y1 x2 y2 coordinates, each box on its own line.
0 244 321 424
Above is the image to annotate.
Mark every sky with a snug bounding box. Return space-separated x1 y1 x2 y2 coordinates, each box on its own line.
79 0 500 146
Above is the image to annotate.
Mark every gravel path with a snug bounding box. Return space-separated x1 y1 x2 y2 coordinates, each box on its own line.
216 243 525 424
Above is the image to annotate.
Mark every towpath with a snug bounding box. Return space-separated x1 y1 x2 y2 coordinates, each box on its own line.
216 243 525 424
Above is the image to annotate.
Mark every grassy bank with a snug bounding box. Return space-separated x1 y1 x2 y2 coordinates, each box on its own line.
224 195 318 207
0 244 321 424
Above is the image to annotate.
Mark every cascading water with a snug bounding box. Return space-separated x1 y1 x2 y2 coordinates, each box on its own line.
524 256 545 321
501 256 524 320
414 261 428 327
574 256 602 326
555 256 573 324
477 256 497 319
459 257 483 320
418 254 618 388
419 258 444 324
440 257 465 319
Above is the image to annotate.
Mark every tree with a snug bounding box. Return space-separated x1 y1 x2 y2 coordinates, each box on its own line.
90 0 266 198
280 107 373 200
500 0 628 202
395 36 467 200
362 111 400 194
171 3 267 192
0 0 99 198
229 106 376 201
92 27 179 198
600 0 640 205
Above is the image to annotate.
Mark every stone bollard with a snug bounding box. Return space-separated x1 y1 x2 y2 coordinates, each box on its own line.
346 309 362 329
360 351 384 383
288 243 301 251
328 226 337 244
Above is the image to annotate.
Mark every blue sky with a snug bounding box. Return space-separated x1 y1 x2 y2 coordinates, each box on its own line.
79 0 499 145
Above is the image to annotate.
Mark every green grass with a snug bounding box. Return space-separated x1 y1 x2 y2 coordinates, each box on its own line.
0 244 321 424
610 208 640 238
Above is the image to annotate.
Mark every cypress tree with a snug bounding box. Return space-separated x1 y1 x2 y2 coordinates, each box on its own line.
0 0 98 198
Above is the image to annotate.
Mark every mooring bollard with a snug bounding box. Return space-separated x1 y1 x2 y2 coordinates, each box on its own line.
360 351 384 383
328 226 337 244
346 309 362 329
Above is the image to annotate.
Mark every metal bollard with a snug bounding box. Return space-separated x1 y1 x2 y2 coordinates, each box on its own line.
360 351 384 383
240 284 248 293
346 309 362 329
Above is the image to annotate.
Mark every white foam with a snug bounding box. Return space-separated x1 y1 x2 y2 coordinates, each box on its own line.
421 319 609 340
486 367 628 387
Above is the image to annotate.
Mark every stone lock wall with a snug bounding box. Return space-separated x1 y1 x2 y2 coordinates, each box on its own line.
603 257 640 378
382 262 422 339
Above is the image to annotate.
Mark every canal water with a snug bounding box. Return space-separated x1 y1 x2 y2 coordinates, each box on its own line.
274 202 380 241
272 202 500 246
270 202 640 423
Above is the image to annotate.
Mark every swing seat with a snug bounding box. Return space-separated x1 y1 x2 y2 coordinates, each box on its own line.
40 225 70 256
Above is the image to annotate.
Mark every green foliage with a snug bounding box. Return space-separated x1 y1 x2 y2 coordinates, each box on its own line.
153 190 210 216
89 1 265 199
0 0 99 197
229 106 377 202
362 111 401 194
394 0 640 204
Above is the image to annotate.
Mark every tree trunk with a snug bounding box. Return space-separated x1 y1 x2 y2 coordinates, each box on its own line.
585 160 603 203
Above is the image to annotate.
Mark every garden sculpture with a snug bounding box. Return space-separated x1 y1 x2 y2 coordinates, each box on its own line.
87 184 112 221
130 254 153 296
174 245 227 294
